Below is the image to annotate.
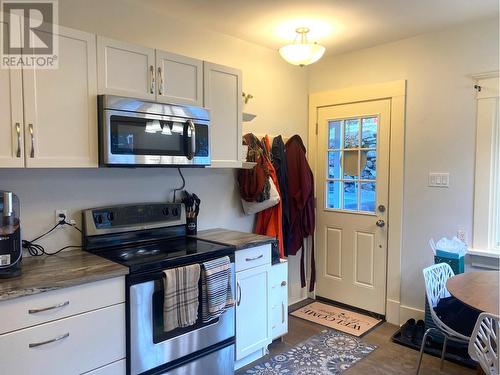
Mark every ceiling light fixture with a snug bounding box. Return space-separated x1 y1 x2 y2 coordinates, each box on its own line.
279 27 326 67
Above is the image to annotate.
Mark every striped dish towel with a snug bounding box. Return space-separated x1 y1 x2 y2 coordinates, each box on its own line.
201 256 235 323
163 264 200 332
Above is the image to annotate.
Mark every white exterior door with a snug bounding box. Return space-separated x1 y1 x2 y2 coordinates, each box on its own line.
203 62 242 168
23 27 98 167
156 50 203 106
316 99 391 314
97 36 155 100
0 20 24 167
235 265 270 360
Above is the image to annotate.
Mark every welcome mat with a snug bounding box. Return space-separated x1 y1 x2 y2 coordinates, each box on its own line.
290 301 382 337
239 329 377 374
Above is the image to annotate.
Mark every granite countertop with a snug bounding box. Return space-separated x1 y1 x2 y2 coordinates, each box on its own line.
195 228 276 250
0 250 128 302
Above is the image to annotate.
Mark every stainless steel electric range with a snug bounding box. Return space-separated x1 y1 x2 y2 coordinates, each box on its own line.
82 202 235 375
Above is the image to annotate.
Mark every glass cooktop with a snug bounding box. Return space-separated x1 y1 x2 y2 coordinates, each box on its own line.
93 236 234 273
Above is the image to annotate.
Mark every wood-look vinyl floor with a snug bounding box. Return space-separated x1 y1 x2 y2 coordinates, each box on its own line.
239 315 475 375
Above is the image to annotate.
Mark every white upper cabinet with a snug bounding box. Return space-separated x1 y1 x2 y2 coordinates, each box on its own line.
203 62 243 168
23 27 98 168
156 50 203 106
97 36 156 101
97 37 202 106
0 21 24 168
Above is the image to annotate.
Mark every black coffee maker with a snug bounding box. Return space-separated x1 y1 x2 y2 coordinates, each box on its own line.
0 191 22 278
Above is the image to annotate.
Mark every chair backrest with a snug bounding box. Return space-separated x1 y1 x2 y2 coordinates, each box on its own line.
422 263 455 308
469 312 499 375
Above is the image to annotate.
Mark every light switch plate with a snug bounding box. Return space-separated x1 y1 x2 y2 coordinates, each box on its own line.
428 172 450 187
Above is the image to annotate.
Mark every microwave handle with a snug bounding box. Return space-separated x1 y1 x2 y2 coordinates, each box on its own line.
186 120 196 160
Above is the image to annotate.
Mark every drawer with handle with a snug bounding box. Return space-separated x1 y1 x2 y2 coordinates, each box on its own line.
235 244 271 272
0 276 125 335
0 303 125 375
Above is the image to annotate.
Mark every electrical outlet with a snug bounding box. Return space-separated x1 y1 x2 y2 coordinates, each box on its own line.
457 229 467 244
55 209 67 226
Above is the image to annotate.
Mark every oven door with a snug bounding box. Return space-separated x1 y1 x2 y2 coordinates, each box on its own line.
100 109 210 167
128 263 235 375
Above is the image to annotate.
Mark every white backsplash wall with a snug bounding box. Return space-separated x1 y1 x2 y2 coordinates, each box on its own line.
0 168 253 252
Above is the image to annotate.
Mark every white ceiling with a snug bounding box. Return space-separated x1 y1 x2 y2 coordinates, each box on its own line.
130 0 498 56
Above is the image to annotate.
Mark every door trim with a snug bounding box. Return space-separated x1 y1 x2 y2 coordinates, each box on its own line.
308 80 406 325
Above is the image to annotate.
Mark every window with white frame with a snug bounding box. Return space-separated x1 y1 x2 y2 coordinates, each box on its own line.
473 76 500 255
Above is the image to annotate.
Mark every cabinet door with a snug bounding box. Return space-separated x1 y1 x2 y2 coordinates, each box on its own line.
97 36 155 100
0 21 24 167
203 62 242 168
22 27 98 167
235 265 271 360
156 50 203 106
270 261 288 340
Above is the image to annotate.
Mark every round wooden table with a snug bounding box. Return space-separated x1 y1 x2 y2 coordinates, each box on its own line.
446 271 499 315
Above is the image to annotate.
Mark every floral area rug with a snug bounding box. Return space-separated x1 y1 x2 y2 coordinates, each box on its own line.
240 329 377 375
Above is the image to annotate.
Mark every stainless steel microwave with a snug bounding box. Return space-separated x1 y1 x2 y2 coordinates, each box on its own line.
98 95 211 167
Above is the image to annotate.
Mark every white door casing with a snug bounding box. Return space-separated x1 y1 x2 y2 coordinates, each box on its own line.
316 99 391 315
23 27 98 167
309 81 406 325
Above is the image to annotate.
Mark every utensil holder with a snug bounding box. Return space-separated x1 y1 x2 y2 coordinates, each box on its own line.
186 217 197 235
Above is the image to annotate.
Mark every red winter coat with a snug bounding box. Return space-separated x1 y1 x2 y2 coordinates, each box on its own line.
286 135 316 292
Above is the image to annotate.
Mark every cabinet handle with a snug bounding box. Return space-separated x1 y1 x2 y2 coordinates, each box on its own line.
28 300 69 314
157 67 164 95
149 65 155 94
245 254 263 262
28 123 34 158
282 302 285 324
237 282 242 306
15 122 21 158
29 333 69 348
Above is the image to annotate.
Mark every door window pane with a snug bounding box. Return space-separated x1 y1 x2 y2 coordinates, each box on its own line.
327 181 341 209
344 119 359 148
343 181 358 210
361 117 377 148
360 182 376 212
328 151 341 179
361 150 376 179
324 116 378 213
329 121 342 149
343 150 358 180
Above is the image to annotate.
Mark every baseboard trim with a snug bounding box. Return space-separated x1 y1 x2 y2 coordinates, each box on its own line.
399 304 425 324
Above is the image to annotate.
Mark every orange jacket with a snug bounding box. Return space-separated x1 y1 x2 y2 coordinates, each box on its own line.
255 136 285 258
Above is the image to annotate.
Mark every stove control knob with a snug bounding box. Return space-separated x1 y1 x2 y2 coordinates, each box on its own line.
172 208 179 216
95 214 103 224
162 207 169 216
107 212 114 221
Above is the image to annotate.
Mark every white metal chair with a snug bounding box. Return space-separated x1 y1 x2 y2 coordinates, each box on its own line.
415 263 471 374
469 313 499 375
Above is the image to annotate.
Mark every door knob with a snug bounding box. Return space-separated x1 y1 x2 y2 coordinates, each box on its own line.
376 219 385 228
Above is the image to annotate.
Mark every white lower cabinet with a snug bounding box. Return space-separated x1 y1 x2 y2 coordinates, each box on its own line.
0 277 126 374
270 260 288 340
235 244 272 370
83 359 126 375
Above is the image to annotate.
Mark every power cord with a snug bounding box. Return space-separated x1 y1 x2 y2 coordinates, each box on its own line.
22 215 83 256
172 167 186 203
